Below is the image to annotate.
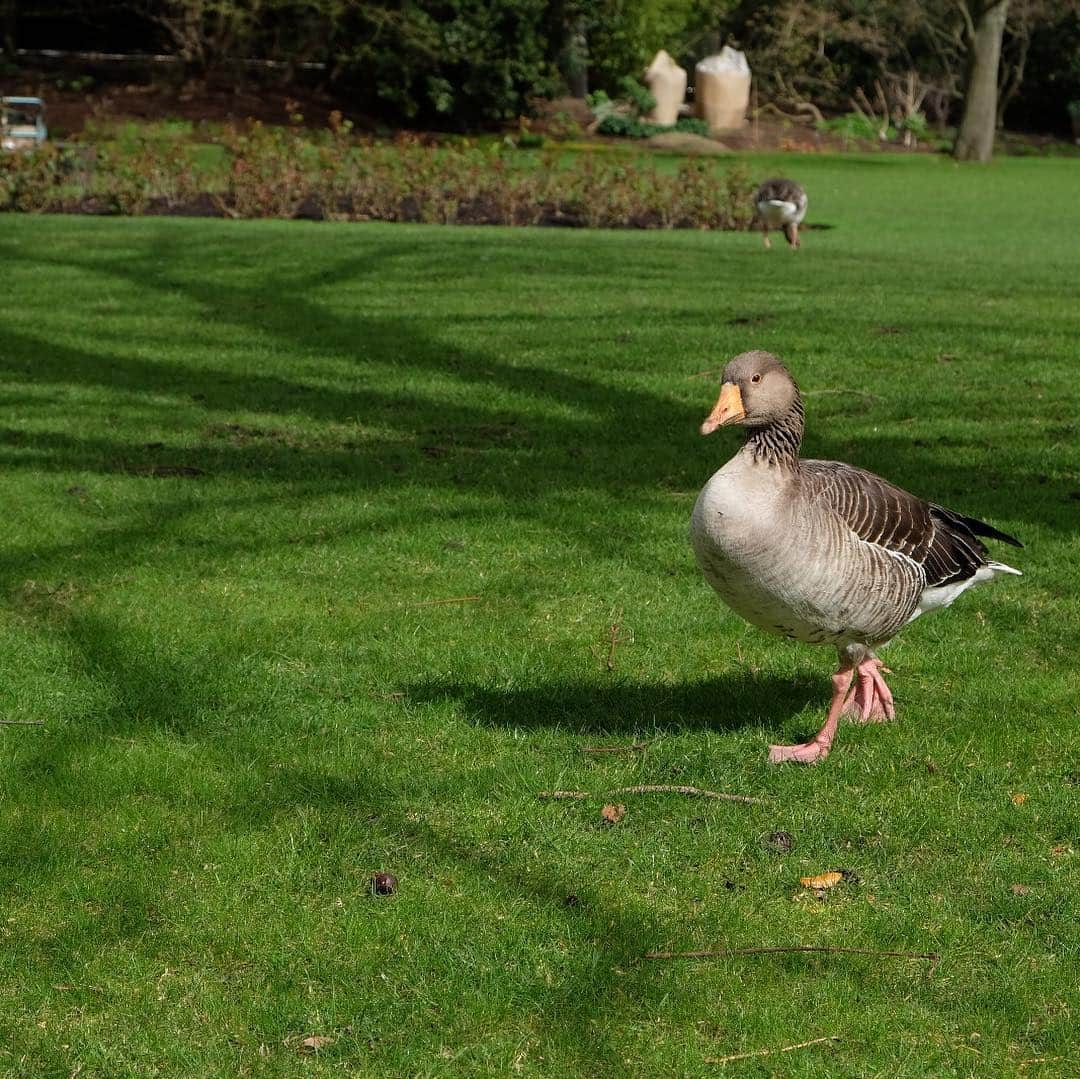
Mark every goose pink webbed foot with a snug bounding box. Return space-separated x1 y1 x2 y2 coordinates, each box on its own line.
768 665 854 765
842 656 896 723
768 656 898 764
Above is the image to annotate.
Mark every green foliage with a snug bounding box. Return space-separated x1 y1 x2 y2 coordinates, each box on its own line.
596 114 708 138
336 0 560 127
53 73 95 93
583 0 719 93
900 110 929 140
817 111 895 145
618 74 657 118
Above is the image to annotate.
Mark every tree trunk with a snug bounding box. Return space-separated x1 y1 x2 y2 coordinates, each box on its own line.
560 15 588 97
953 0 1010 162
0 0 16 59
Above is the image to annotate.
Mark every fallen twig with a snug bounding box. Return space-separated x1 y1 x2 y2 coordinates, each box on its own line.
704 1035 840 1065
612 784 762 804
404 595 483 607
644 945 939 966
0 719 45 726
538 785 762 805
606 621 621 671
581 742 649 754
357 595 484 613
686 368 720 380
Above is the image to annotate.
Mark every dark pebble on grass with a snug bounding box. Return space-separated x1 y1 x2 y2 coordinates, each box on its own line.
370 872 398 895
763 831 794 853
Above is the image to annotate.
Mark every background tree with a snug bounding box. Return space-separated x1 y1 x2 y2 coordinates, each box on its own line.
953 0 1010 161
6 0 1080 134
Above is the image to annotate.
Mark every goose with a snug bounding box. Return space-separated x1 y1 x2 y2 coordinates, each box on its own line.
754 178 807 249
690 351 1022 764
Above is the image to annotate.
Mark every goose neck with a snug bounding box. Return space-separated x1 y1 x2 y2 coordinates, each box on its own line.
744 395 804 470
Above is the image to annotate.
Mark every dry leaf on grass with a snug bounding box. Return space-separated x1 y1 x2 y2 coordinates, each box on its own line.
601 803 627 826
1010 792 1028 805
800 871 844 890
299 1035 333 1053
1010 883 1031 896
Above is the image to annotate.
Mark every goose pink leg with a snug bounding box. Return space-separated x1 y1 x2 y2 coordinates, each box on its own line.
768 665 854 765
769 655 897 764
842 656 896 723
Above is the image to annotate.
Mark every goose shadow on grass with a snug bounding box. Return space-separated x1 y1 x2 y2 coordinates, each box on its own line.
408 671 823 739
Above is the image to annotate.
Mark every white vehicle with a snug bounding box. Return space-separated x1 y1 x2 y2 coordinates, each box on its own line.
1 97 48 152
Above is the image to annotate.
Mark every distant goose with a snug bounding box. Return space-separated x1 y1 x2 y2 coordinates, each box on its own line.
691 351 1022 764
754 178 807 249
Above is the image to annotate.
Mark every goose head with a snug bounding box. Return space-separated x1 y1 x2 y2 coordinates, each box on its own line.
700 351 800 435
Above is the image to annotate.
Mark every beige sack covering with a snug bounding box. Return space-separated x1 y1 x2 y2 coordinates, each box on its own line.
695 47 751 131
644 50 687 127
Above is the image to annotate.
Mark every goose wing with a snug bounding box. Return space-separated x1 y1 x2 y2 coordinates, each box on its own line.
800 460 1022 588
755 178 807 214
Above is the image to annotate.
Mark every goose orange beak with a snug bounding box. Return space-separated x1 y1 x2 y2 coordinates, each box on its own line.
700 382 745 435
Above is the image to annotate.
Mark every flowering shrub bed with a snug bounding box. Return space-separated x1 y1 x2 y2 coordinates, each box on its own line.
0 121 756 230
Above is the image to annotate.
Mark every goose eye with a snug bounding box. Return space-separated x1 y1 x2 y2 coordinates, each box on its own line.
750 373 762 384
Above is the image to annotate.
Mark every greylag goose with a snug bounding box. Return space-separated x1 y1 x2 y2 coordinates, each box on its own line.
691 351 1022 764
754 178 807 249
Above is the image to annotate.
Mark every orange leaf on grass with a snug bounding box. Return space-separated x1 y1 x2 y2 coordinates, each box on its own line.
800 871 844 890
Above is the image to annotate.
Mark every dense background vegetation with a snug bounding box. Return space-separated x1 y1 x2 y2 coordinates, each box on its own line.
5 1 1080 132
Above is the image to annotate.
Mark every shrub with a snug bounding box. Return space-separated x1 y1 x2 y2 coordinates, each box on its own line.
0 144 74 212
817 111 896 144
1 119 757 232
597 115 710 139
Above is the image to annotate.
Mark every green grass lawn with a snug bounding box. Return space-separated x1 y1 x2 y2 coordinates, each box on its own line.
0 152 1077 1077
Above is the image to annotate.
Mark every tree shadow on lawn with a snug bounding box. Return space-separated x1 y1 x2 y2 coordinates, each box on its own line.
0 225 1070 544
1 611 757 1071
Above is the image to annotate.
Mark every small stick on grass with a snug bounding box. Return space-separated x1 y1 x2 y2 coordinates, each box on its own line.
404 595 483 607
612 784 762 805
538 785 762 805
644 945 939 965
605 620 623 671
0 720 45 726
704 1035 840 1065
581 742 650 754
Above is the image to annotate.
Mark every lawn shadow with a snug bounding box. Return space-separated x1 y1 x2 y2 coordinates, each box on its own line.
409 671 822 737
1 607 765 1073
0 219 1071 582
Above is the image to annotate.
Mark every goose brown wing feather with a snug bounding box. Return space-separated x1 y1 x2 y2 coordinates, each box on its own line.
756 178 805 205
800 461 1015 588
